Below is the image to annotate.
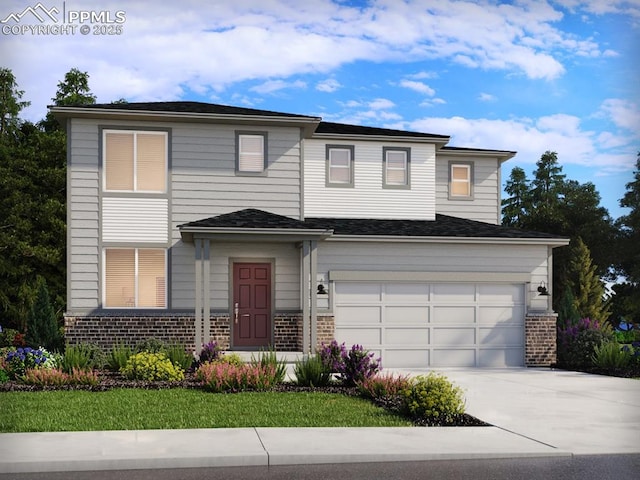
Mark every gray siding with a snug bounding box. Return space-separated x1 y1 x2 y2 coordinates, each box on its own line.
68 119 100 311
435 155 501 224
317 241 551 312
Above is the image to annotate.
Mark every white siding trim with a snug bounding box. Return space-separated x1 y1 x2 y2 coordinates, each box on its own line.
102 197 168 243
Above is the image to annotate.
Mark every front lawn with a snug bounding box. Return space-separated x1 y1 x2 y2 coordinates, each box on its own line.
0 389 412 432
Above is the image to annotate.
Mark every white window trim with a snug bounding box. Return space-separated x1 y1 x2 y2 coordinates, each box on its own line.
102 129 168 193
236 131 268 175
102 247 167 309
449 162 474 199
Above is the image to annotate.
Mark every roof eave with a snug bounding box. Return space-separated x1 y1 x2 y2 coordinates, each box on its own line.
179 226 334 243
438 148 517 162
312 132 450 147
49 106 322 135
324 235 570 246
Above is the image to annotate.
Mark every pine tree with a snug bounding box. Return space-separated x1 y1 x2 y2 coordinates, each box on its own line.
25 276 62 351
567 237 610 323
501 166 530 227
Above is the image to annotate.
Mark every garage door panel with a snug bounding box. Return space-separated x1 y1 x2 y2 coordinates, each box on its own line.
385 283 429 303
432 349 476 367
432 306 475 324
432 284 475 301
385 306 429 324
433 327 475 345
335 283 381 302
338 328 381 345
479 327 523 345
383 349 429 368
335 306 381 323
385 328 429 345
479 306 524 324
478 284 524 303
479 348 523 367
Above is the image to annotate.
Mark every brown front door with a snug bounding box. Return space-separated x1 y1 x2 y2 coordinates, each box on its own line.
232 262 272 348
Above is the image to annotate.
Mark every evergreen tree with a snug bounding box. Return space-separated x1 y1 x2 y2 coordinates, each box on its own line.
567 237 610 323
501 166 530 227
528 151 566 233
41 68 96 132
0 67 30 141
25 276 62 351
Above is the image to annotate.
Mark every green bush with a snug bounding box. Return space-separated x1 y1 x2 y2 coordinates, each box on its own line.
564 328 613 368
614 329 640 343
107 343 133 372
121 351 185 381
0 368 9 383
592 341 633 369
25 276 63 352
217 352 244 366
0 328 26 347
251 348 287 384
61 343 105 373
135 338 166 353
293 355 332 387
165 343 193 371
401 372 465 422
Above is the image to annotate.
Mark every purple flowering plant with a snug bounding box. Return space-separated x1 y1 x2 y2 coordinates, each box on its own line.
318 340 381 386
4 346 57 379
198 341 222 364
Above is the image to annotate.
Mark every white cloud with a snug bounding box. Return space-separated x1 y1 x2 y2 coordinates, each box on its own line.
4 0 626 120
316 78 341 92
478 92 496 102
598 99 640 134
249 79 306 94
368 98 396 110
399 80 436 96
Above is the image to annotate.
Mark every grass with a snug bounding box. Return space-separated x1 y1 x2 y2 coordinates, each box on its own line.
0 389 412 432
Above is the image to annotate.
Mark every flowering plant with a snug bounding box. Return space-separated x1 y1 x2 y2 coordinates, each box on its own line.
318 340 347 373
318 341 381 386
4 347 58 379
199 341 222 364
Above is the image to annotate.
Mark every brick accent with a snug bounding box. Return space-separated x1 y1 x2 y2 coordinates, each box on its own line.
64 313 336 353
525 313 558 367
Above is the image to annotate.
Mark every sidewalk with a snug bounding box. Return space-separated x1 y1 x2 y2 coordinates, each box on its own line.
0 426 569 474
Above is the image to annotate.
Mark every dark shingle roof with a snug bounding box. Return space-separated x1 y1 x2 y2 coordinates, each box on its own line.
179 209 565 240
316 121 449 139
76 101 320 120
179 209 313 230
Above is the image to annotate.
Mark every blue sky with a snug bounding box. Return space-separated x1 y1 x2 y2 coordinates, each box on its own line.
2 0 638 219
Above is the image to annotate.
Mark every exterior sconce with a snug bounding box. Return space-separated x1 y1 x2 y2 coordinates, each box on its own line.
317 284 327 295
537 281 550 296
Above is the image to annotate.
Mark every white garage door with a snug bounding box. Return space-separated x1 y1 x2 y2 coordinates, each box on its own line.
334 282 525 368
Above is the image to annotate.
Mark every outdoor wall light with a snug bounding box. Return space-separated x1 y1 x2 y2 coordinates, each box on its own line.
317 284 327 295
537 281 550 296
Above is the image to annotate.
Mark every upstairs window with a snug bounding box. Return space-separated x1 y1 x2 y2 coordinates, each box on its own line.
104 248 166 308
383 147 410 188
237 132 267 173
326 145 354 187
450 162 473 198
103 130 167 192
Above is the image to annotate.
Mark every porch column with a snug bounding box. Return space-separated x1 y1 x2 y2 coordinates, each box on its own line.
301 241 310 354
194 237 211 355
310 240 318 351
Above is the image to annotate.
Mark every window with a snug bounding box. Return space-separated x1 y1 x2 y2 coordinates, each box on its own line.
104 248 166 308
103 130 167 192
326 145 354 187
383 147 410 188
237 132 267 173
450 162 473 198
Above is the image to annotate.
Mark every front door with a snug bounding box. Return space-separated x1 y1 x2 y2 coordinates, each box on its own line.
232 262 272 348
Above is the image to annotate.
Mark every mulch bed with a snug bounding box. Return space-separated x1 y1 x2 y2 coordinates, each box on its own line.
0 371 490 427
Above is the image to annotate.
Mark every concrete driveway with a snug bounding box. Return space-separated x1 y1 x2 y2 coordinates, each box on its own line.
389 367 640 455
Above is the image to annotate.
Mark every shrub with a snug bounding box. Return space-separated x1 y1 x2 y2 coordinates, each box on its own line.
107 343 133 372
0 328 26 347
614 329 640 344
199 341 222 364
0 368 9 383
196 361 277 393
61 343 105 373
592 342 633 369
121 352 185 381
4 347 58 379
357 372 411 400
165 343 194 371
23 368 69 386
402 372 466 422
251 348 287 384
293 355 332 387
340 344 381 387
25 276 63 352
217 352 244 366
558 317 613 369
319 340 347 373
135 338 166 354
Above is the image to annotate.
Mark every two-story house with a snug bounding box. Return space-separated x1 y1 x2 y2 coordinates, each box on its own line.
52 101 568 368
